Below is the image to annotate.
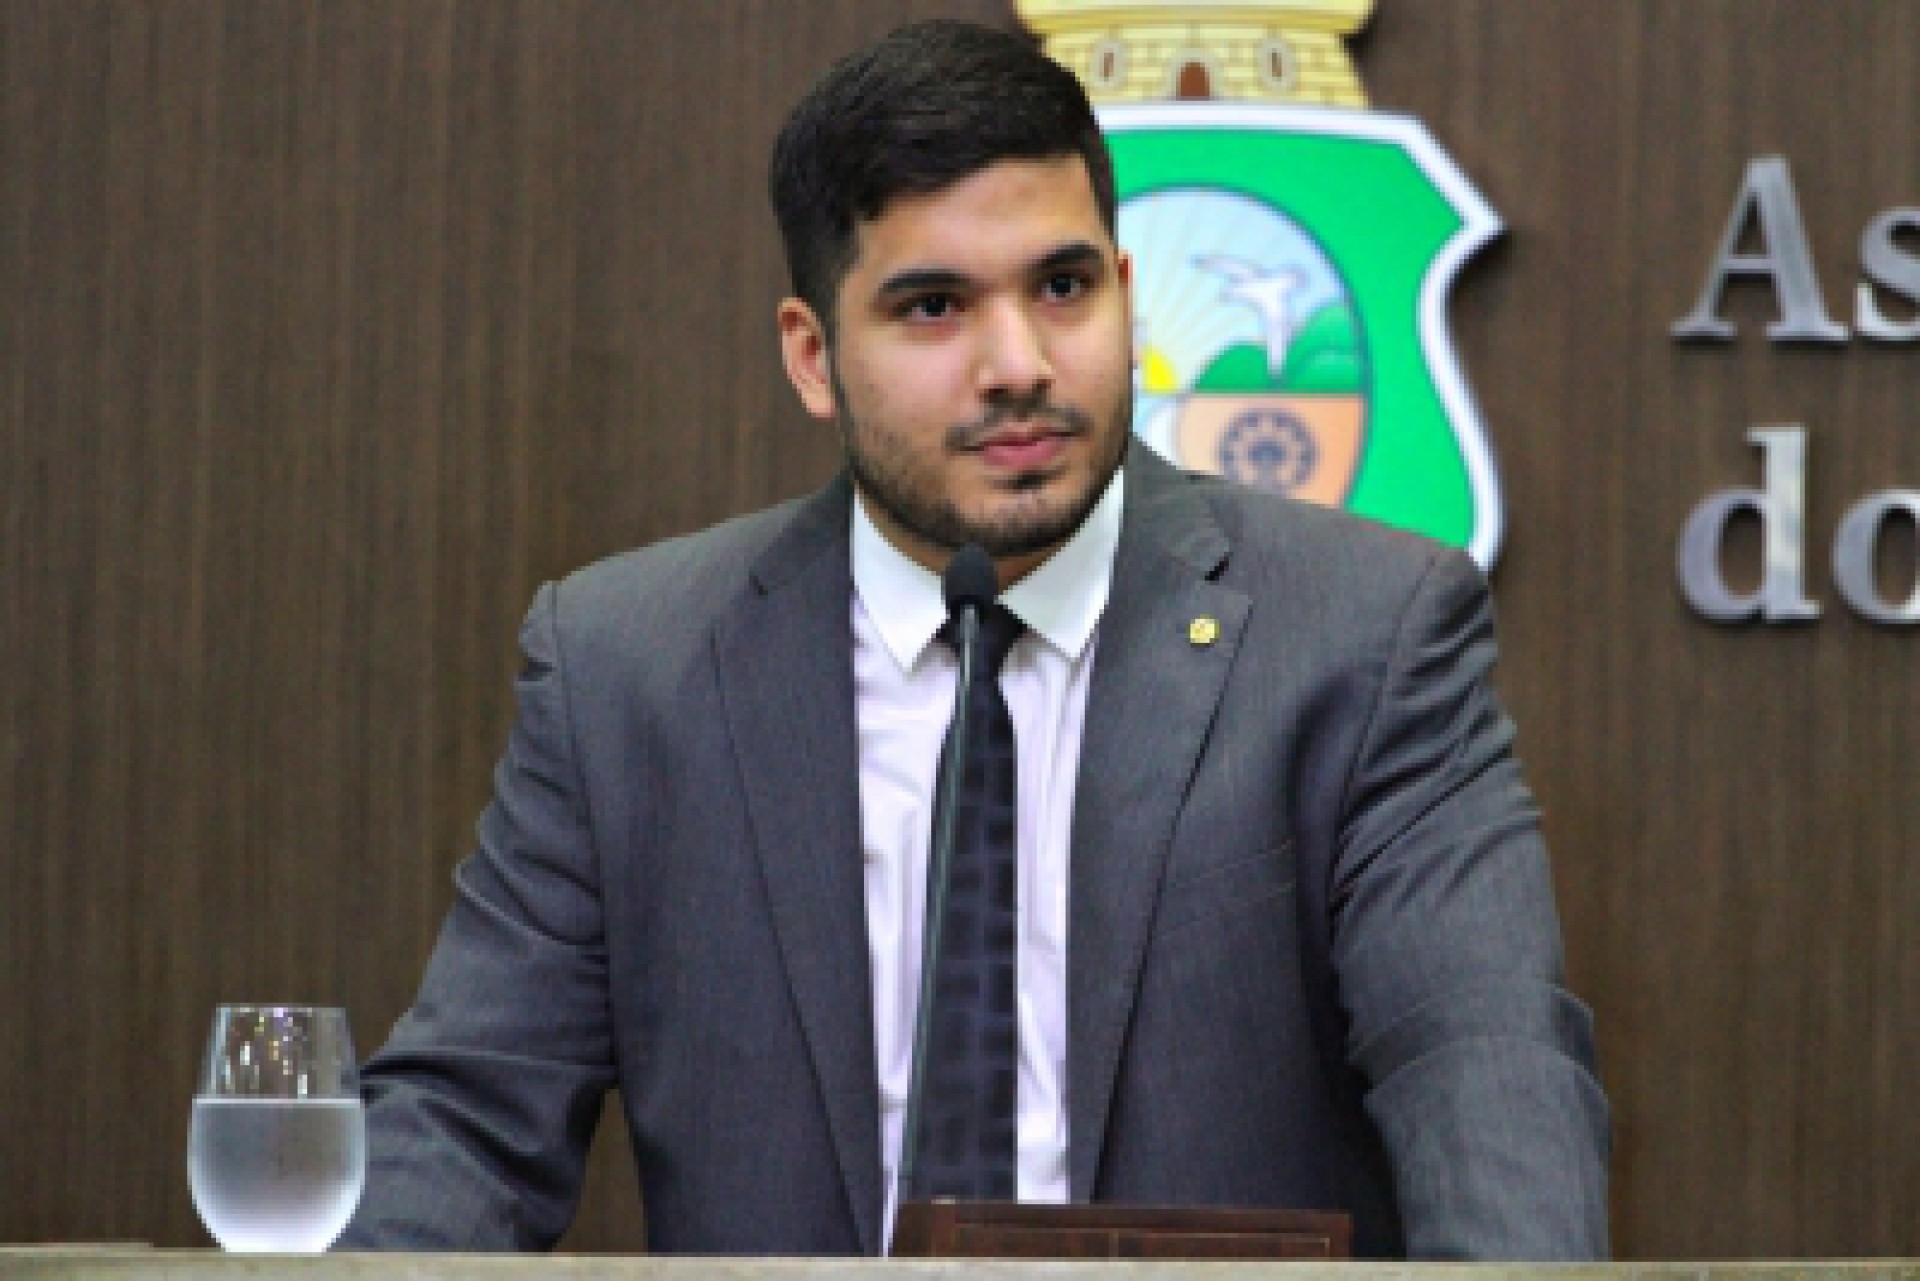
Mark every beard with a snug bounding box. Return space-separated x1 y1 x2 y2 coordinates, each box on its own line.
838 372 1133 561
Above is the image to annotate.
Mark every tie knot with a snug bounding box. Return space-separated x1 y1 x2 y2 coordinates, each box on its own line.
939 602 1025 675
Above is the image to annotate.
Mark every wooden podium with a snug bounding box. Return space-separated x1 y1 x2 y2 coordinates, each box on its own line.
892 1201 1351 1260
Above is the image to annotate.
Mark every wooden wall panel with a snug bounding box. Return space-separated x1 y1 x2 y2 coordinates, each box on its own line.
3 0 1919 1260
1360 1 1920 1258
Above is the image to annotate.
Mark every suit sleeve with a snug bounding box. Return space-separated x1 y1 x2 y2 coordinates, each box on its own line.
1331 548 1611 1260
337 582 617 1251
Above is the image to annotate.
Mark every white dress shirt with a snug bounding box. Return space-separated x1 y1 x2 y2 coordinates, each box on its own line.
851 471 1124 1249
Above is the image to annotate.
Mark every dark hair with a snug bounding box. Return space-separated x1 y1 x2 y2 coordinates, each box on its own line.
768 19 1117 327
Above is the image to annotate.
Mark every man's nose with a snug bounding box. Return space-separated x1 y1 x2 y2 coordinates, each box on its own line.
975 300 1053 399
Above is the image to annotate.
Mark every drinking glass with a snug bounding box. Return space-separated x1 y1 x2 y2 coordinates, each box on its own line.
187 1005 366 1252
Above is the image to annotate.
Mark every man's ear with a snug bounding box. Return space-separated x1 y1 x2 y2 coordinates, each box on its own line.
778 298 838 422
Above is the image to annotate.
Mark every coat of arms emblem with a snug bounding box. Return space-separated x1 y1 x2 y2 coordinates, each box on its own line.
1018 0 1506 566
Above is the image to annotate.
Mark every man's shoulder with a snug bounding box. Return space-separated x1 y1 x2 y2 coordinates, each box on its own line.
538 486 838 647
1170 466 1474 601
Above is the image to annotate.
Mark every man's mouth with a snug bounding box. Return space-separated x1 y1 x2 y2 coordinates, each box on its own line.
955 406 1089 471
975 429 1070 470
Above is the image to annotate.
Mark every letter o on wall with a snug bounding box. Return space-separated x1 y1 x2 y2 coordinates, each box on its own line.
1833 490 1920 624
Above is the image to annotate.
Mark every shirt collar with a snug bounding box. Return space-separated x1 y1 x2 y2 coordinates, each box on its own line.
851 467 1125 673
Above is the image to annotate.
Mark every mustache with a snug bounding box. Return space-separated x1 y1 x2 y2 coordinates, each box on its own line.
945 395 1093 451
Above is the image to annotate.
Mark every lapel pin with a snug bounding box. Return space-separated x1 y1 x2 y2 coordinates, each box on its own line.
1188 617 1220 647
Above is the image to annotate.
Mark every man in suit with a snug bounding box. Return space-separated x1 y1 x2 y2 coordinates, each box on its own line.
340 18 1609 1259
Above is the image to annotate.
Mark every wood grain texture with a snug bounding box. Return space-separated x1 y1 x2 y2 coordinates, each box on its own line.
1361 0 1920 1259
3 0 1919 1259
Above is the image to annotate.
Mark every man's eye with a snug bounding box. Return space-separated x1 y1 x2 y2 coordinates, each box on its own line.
1043 272 1090 302
901 294 957 321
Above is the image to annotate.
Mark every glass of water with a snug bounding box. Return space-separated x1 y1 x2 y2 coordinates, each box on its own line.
188 1005 366 1252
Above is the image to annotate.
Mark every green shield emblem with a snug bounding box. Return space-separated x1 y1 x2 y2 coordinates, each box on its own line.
1104 104 1504 567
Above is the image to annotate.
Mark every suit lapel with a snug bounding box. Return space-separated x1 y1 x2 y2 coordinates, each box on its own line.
1068 448 1249 1199
712 475 883 1254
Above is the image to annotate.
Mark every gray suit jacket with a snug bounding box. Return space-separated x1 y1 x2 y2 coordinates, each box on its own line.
341 444 1609 1258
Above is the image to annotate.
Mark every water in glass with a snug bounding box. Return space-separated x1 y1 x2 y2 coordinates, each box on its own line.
188 1005 365 1252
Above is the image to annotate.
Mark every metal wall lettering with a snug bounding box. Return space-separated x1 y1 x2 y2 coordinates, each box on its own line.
1677 426 1820 623
1672 158 1920 628
1855 208 1920 342
1672 157 1849 343
1832 492 1920 624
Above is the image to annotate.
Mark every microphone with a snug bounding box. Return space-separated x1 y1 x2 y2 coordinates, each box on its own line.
942 542 1000 616
898 543 998 1205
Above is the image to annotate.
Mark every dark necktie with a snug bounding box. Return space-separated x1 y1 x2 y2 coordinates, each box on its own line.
913 601 1025 1200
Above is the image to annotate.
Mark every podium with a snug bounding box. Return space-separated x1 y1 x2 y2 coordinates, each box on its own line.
892 1201 1351 1260
4 1251 1918 1281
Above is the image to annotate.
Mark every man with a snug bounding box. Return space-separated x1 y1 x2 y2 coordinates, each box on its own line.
340 18 1609 1259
